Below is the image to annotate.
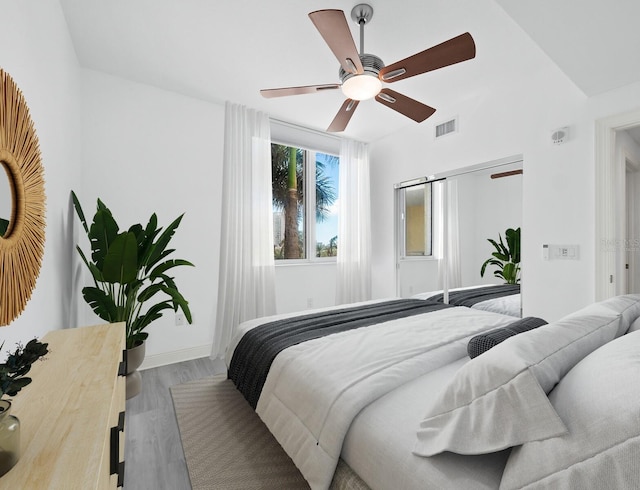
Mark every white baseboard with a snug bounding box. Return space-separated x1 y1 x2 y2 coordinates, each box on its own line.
139 344 213 370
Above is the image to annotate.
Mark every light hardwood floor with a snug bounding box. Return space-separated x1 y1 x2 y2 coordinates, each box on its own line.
124 357 226 489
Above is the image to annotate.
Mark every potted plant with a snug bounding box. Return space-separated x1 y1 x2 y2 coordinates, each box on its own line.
0 339 48 476
480 227 521 284
71 191 194 397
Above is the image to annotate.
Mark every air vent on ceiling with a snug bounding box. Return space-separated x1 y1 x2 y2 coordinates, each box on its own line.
435 117 457 138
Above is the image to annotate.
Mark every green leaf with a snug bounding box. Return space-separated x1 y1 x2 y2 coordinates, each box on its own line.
149 259 194 280
128 223 144 240
145 215 184 271
5 377 32 397
160 285 192 323
89 208 120 271
102 232 138 284
76 245 104 283
487 238 501 254
129 302 173 338
506 227 521 264
497 234 510 258
139 214 161 266
480 258 502 277
503 262 519 284
82 286 118 322
71 191 89 235
161 274 177 290
137 283 164 303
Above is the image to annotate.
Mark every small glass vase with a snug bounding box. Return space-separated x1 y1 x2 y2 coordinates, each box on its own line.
0 399 19 476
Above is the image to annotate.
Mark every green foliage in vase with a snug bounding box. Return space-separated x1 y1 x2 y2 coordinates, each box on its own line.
0 339 49 398
480 227 521 284
71 191 194 349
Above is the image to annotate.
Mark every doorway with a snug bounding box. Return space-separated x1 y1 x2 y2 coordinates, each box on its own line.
625 157 640 293
595 110 640 299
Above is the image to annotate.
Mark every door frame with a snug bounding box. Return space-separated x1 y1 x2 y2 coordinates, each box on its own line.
595 109 640 299
625 157 640 293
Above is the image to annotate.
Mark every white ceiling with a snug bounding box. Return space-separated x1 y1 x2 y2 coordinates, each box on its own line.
494 0 640 96
59 0 640 142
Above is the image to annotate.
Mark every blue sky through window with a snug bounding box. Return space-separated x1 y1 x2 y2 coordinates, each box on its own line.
316 152 339 246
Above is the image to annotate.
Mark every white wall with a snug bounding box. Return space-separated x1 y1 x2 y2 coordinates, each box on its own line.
78 70 225 364
370 1 590 322
0 1 83 346
275 263 337 313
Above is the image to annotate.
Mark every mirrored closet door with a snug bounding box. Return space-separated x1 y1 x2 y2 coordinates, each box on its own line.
396 156 523 317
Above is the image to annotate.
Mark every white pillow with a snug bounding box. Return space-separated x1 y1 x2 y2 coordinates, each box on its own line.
564 294 640 335
413 313 621 456
499 330 640 489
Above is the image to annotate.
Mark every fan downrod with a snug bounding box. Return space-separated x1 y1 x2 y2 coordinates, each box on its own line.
351 4 373 55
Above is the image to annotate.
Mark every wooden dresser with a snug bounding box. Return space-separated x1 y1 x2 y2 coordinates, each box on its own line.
1 323 126 488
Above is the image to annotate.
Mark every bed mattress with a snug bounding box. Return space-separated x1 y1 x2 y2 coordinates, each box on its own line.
227 301 515 489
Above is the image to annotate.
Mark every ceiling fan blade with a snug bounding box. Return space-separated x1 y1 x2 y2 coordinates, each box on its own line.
260 84 341 98
309 10 364 75
375 89 436 123
379 32 476 83
327 99 360 132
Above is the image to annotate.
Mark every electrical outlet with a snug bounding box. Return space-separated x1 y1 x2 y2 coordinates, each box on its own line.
175 311 186 326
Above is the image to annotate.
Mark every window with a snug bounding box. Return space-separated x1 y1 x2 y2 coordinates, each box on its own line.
397 181 433 258
271 143 340 260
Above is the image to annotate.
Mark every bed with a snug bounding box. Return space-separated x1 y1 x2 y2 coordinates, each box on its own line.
226 295 640 490
412 284 521 317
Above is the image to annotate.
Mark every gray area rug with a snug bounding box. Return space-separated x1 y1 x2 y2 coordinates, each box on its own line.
171 375 370 490
170 375 309 489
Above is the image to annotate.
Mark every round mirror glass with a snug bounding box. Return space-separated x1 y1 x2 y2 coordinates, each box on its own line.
0 162 12 237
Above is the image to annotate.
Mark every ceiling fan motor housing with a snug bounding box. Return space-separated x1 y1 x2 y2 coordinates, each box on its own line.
339 53 385 83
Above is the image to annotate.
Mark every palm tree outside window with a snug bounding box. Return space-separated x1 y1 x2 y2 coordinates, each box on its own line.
271 143 339 260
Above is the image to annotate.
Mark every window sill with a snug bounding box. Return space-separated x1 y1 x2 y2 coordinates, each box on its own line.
275 259 337 267
399 256 439 262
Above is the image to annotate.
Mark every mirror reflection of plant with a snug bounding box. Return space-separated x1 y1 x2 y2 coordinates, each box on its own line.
480 227 521 284
0 339 48 398
71 191 194 349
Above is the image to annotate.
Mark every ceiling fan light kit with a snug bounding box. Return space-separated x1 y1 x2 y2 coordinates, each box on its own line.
261 4 476 132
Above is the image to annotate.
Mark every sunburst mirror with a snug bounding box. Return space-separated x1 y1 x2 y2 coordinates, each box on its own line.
0 68 46 326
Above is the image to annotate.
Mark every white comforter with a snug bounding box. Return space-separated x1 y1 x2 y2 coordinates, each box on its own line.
230 302 515 489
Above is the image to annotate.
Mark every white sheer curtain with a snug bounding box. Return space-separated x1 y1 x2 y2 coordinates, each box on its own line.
336 139 372 304
211 102 276 360
439 179 462 290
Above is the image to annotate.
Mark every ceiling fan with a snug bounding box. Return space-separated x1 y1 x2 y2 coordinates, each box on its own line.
260 4 476 132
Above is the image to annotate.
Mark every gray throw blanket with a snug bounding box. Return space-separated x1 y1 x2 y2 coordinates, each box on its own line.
427 284 520 307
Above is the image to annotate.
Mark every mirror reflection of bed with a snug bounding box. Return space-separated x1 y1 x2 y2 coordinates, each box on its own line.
396 156 523 317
